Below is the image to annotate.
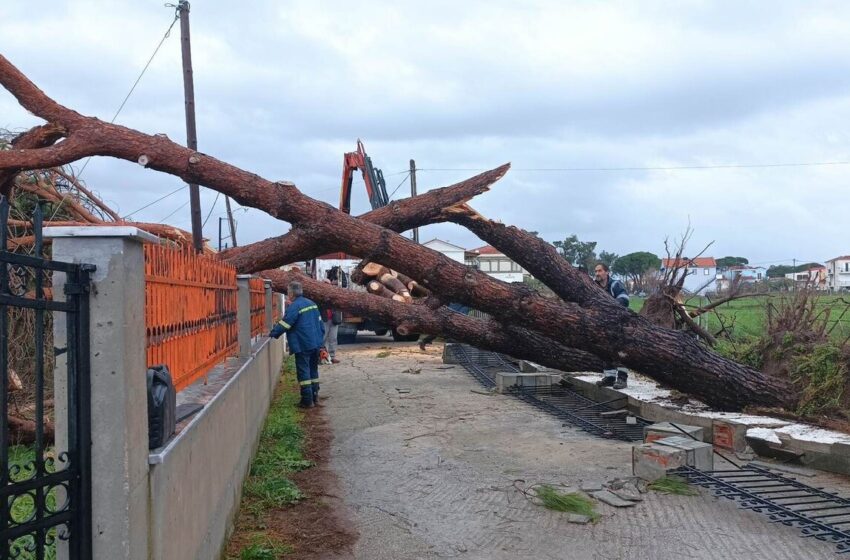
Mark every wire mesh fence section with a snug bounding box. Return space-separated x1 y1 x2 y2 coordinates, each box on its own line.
249 277 265 337
144 245 238 391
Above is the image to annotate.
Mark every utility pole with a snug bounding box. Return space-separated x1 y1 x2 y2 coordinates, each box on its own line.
409 159 419 243
178 0 204 253
224 196 238 247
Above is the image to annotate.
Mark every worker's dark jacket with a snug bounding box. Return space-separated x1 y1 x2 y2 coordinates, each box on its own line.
605 278 630 307
269 296 325 353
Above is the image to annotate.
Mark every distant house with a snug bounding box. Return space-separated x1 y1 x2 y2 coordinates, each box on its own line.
826 256 850 292
466 245 527 283
716 265 765 293
422 238 467 264
784 265 828 291
660 257 717 295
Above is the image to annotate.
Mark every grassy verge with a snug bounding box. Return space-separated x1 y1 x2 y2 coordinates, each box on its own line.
225 355 311 560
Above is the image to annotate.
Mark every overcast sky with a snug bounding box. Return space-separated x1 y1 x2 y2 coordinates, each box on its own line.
2 1 849 266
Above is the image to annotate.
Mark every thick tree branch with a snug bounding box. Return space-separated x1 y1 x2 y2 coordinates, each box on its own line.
0 123 66 197
262 269 604 373
221 164 508 273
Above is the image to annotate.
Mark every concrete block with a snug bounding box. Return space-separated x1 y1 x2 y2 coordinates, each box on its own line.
442 343 463 365
515 373 555 389
519 360 543 373
655 436 714 471
713 419 750 452
636 401 714 435
567 514 592 524
632 443 688 481
495 372 518 393
644 422 704 444
495 372 554 393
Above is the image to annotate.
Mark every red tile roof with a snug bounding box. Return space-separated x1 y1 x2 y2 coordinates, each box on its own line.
662 257 716 268
827 256 850 262
471 245 503 256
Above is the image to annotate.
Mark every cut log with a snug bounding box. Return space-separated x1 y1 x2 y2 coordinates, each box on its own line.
379 273 411 300
361 262 386 277
395 272 431 297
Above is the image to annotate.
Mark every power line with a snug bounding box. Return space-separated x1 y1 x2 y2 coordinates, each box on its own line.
387 171 410 200
385 160 850 175
202 192 221 227
49 7 181 222
158 199 190 223
122 185 185 219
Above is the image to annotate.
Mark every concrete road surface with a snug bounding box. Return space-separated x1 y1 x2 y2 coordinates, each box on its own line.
320 341 843 559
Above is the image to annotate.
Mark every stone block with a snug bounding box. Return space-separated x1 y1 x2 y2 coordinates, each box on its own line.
713 419 750 453
644 422 704 444
632 443 688 481
514 373 554 389
519 360 543 373
442 343 463 365
495 372 518 393
655 436 714 471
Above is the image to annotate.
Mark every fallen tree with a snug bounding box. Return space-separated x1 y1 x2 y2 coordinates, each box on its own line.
0 54 796 411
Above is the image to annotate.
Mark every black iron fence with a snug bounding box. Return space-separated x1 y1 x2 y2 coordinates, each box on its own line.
0 199 93 559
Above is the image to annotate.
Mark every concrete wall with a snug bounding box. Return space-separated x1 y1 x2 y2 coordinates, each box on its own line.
46 227 286 560
148 338 285 560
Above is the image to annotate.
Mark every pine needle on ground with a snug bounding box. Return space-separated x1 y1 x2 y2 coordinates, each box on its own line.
534 485 600 521
648 476 698 496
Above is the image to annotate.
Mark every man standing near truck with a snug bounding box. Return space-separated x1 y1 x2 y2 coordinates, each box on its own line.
593 262 631 389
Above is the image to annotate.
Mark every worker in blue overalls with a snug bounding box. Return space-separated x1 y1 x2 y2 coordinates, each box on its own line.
269 281 325 408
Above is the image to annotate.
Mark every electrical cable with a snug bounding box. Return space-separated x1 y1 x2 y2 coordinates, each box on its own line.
158 199 190 223
202 192 220 227
384 160 850 175
387 171 410 200
122 185 186 219
49 7 181 221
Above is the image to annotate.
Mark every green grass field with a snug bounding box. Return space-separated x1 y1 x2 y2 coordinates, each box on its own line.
629 294 850 341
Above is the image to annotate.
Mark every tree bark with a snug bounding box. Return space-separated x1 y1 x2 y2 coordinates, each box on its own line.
220 164 508 274
0 54 796 411
263 269 603 373
445 205 794 409
0 123 66 197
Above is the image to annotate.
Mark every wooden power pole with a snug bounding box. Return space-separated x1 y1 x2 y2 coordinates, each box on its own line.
178 0 204 253
409 159 418 243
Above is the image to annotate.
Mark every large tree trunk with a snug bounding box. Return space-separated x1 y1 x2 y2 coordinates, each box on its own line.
0 54 796 411
263 269 604 373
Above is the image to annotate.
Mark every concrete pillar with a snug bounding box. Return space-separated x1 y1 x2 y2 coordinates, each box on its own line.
263 279 273 331
46 226 156 560
237 274 252 357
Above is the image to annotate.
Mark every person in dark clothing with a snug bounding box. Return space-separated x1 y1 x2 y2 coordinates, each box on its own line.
593 262 631 389
318 269 342 364
418 302 472 350
269 281 325 408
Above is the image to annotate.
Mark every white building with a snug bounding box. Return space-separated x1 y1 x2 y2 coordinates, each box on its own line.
422 238 467 264
660 257 717 295
784 265 828 290
826 256 850 292
466 245 527 283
